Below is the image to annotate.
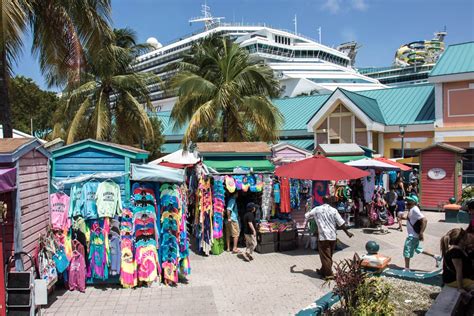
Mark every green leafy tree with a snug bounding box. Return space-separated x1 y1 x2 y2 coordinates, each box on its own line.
56 28 160 145
8 75 59 138
143 117 165 161
0 0 112 138
170 36 283 146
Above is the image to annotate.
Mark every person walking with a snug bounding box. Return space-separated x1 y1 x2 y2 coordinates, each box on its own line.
226 192 240 254
242 203 258 261
400 195 442 270
385 185 398 219
305 196 354 279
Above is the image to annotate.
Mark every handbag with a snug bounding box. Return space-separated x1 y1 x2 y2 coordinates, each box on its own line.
53 247 69 273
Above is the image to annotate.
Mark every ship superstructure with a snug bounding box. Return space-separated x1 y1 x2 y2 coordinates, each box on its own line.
134 5 385 112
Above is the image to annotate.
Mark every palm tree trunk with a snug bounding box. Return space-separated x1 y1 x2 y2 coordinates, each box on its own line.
0 50 13 138
222 109 228 142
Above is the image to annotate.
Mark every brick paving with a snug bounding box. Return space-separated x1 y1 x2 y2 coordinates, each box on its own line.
42 212 462 315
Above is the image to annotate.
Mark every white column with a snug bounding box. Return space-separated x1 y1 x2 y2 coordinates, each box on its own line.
378 132 384 156
367 131 373 150
351 115 355 143
434 83 443 128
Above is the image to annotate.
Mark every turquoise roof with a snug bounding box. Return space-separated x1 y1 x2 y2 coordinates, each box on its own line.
430 42 474 77
339 89 385 124
280 139 314 150
272 94 329 131
357 84 434 125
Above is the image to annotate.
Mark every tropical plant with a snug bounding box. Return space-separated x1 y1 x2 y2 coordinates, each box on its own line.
352 277 394 315
0 0 112 138
326 253 367 311
56 28 159 145
170 36 283 146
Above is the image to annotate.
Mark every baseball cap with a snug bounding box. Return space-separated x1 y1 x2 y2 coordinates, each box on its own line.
406 195 419 204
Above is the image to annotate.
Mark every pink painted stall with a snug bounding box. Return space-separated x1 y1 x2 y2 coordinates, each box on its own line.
271 142 312 167
0 138 51 270
417 143 465 211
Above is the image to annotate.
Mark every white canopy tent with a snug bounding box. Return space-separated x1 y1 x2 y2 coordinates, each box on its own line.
149 149 200 166
346 158 400 171
130 163 185 183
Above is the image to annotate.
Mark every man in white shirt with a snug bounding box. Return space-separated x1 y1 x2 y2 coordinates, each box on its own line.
305 196 354 279
401 195 441 270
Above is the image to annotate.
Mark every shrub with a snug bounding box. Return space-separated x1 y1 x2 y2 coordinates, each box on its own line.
352 277 394 315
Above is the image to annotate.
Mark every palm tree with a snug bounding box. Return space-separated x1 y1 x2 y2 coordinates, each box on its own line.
170 36 283 146
58 28 159 145
0 0 112 138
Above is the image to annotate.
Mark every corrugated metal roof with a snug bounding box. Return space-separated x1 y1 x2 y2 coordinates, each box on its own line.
281 139 314 150
317 143 364 156
339 89 385 124
197 142 271 153
430 42 474 77
357 84 435 125
272 94 330 131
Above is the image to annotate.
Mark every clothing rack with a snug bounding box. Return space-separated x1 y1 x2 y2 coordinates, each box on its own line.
51 172 129 189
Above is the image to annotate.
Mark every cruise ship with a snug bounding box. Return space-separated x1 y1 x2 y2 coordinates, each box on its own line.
359 31 447 86
133 5 385 112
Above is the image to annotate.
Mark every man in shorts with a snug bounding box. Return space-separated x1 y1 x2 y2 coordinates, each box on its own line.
226 192 240 253
401 195 441 270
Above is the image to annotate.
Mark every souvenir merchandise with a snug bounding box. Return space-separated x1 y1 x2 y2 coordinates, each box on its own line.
36 231 60 287
96 180 122 218
197 178 213 255
258 220 297 233
224 175 236 193
362 169 376 202
279 177 291 213
290 179 300 209
312 181 329 206
135 239 159 284
212 176 225 239
261 175 273 220
68 250 86 292
50 192 71 230
80 180 100 219
89 224 108 280
273 182 280 204
160 184 190 285
69 183 83 218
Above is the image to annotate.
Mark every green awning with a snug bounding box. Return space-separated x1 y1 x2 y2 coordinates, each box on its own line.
329 155 367 163
204 159 274 172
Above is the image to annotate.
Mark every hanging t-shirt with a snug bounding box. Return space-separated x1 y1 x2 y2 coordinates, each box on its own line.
362 169 376 202
50 193 71 230
273 183 280 204
69 184 83 218
96 181 122 218
80 181 99 219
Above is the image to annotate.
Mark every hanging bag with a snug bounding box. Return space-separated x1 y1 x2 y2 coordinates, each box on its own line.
53 246 69 273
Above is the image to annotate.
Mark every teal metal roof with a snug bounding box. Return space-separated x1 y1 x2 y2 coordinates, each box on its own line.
272 94 330 131
339 89 386 124
357 84 435 125
430 42 474 77
280 139 314 150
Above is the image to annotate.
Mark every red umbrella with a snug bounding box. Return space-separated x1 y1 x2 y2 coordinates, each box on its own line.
274 155 370 181
374 157 411 171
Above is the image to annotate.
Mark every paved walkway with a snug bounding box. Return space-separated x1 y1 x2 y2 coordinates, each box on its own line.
42 212 462 316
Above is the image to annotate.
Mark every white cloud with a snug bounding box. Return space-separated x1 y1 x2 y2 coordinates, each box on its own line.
322 0 341 14
351 0 369 11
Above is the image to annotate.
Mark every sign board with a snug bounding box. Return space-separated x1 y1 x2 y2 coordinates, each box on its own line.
427 168 446 180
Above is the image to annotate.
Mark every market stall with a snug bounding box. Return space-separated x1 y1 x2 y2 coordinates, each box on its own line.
189 142 291 255
416 143 465 211
274 155 369 249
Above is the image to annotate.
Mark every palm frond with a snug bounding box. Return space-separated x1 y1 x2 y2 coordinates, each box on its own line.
67 97 93 144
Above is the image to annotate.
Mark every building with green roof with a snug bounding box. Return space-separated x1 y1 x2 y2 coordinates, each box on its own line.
428 41 474 184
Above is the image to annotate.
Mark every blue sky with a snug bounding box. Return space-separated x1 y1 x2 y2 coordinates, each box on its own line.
13 0 474 90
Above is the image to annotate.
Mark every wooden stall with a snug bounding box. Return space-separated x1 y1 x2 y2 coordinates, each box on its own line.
417 143 465 211
0 138 51 270
51 139 149 199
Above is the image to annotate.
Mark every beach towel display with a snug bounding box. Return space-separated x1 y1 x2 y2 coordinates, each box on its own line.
290 179 300 210
279 177 291 213
197 178 213 255
212 176 225 239
312 181 329 206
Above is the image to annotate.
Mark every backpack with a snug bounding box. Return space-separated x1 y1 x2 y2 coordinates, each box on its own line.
408 217 423 234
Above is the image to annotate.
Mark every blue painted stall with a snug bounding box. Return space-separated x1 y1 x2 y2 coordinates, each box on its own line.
51 139 149 199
